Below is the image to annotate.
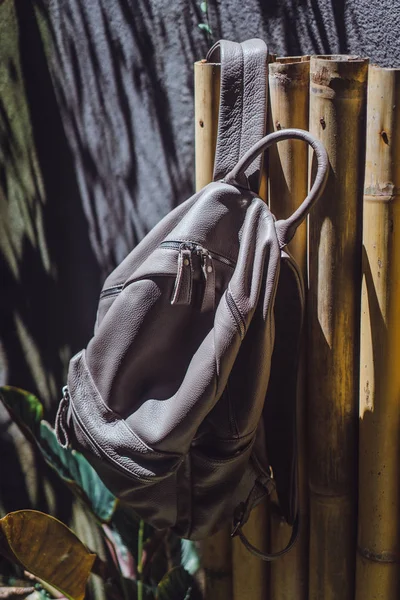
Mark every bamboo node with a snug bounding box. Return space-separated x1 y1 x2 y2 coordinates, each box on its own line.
357 545 400 564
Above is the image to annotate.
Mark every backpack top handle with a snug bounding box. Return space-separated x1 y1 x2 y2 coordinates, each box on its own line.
224 128 329 248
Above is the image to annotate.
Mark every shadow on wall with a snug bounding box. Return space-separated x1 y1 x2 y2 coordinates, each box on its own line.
0 1 101 407
44 0 210 272
0 0 210 408
0 0 362 408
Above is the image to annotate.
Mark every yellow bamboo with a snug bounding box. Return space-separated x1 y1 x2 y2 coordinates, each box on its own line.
230 52 273 600
195 54 270 600
259 52 276 203
356 65 400 600
268 56 310 600
308 55 369 600
232 500 269 600
194 60 220 191
194 59 233 600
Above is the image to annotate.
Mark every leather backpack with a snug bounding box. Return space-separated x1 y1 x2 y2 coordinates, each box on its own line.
55 39 328 560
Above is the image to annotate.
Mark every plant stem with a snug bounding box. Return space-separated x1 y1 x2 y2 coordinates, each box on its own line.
137 520 145 600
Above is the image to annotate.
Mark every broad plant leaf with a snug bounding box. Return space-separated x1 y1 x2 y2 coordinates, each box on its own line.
102 523 136 580
180 540 200 576
111 509 154 563
0 511 95 600
39 421 117 523
0 387 117 523
156 567 200 600
0 387 42 439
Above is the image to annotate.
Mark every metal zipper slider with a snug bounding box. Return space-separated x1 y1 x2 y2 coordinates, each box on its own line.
200 250 215 312
171 245 193 305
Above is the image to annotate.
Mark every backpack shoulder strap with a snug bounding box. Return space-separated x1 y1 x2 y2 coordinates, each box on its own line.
236 514 300 561
230 471 300 561
206 39 268 193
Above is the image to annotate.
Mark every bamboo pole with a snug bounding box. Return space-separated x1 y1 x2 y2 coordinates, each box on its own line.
194 60 220 191
308 55 369 600
194 59 233 600
268 56 310 600
194 56 270 600
356 65 400 600
232 500 269 600
230 53 275 600
269 56 310 276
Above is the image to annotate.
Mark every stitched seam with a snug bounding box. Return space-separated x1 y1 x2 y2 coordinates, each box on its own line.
69 400 157 484
226 288 246 337
237 44 245 174
80 351 176 459
224 294 240 331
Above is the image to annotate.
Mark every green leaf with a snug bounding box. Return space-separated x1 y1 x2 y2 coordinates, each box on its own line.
111 509 154 562
156 567 200 600
26 593 59 600
200 2 208 13
180 540 200 576
102 523 136 579
198 23 212 35
0 510 96 600
0 386 43 438
0 386 118 523
39 421 118 523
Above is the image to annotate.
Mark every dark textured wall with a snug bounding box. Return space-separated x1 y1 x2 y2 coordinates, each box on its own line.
1 0 400 401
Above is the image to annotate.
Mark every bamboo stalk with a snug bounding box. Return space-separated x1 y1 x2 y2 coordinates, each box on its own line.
194 59 233 600
308 55 369 600
268 56 310 600
232 500 268 600
269 56 310 273
230 52 275 600
194 60 220 191
259 52 276 203
195 55 270 600
356 65 400 600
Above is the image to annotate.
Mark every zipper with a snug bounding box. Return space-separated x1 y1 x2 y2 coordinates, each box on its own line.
161 240 235 311
159 240 236 269
99 284 124 300
98 242 236 306
60 386 159 484
55 386 71 448
226 290 246 338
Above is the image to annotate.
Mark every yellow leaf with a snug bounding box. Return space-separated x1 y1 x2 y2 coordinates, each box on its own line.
0 510 96 600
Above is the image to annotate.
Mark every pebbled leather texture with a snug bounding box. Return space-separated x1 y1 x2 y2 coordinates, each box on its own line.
55 127 328 541
207 39 268 191
55 39 329 557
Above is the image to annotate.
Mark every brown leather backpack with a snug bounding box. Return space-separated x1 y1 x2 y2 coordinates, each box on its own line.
55 39 328 560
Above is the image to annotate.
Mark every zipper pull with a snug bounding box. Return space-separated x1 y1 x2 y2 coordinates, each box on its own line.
171 246 193 305
201 251 215 312
55 386 71 449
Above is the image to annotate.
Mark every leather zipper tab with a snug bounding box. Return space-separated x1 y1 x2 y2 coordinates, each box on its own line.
201 251 215 312
171 247 193 305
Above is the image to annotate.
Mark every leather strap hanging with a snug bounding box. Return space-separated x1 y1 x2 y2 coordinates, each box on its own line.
206 39 268 193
